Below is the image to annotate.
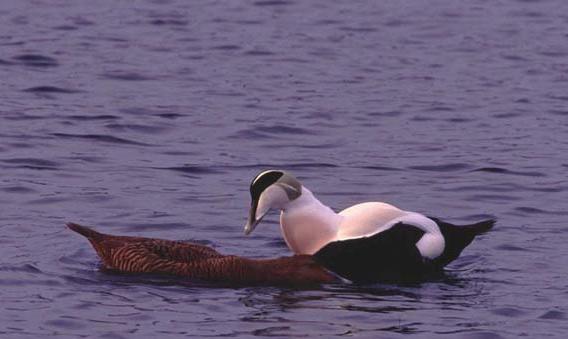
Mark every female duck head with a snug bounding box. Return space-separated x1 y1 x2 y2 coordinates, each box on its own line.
244 170 302 235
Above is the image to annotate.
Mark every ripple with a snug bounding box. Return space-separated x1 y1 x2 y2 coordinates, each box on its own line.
548 109 568 116
264 125 313 135
71 16 95 26
459 331 505 339
149 19 189 26
243 49 275 56
0 278 61 287
51 133 150 146
539 310 565 320
409 163 471 172
253 0 294 6
493 112 521 119
28 196 71 205
360 165 401 171
243 162 339 170
490 307 526 317
501 54 528 62
466 194 521 202
3 114 46 121
270 142 342 149
44 319 85 330
13 54 59 67
228 125 314 140
252 326 292 336
23 86 80 94
120 222 190 231
211 45 241 51
341 304 416 314
157 165 224 175
368 111 403 117
159 162 341 176
65 114 120 121
53 24 79 31
101 71 154 81
546 94 568 102
539 50 568 58
314 19 343 25
105 123 170 134
446 117 473 123
155 113 185 119
339 26 379 33
514 207 546 214
265 238 288 248
0 185 37 193
203 89 246 97
1 157 60 170
0 264 42 273
513 206 568 216
471 167 545 177
118 107 184 118
495 244 530 252
65 155 106 163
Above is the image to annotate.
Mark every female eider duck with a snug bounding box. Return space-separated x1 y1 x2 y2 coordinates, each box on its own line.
244 170 495 283
67 223 335 286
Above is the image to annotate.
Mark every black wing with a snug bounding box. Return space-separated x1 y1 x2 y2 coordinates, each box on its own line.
313 222 427 283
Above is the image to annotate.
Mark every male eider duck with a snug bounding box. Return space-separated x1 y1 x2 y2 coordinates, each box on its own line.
244 170 495 283
67 223 335 286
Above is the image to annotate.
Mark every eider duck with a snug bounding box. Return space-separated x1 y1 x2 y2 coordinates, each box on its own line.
244 170 495 283
67 223 335 286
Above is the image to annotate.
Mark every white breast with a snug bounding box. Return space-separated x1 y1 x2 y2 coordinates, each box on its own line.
280 205 337 255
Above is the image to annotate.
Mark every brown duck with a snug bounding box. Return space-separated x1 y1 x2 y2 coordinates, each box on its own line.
67 223 336 286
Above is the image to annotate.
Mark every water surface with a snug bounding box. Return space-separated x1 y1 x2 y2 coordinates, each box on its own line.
1 0 567 338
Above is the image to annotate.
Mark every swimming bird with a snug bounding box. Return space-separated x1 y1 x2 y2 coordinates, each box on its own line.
67 222 335 286
244 170 495 282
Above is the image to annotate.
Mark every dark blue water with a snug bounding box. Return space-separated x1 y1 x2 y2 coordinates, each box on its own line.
1 0 567 337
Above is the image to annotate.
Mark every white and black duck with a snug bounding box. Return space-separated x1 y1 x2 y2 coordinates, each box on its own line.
244 170 495 283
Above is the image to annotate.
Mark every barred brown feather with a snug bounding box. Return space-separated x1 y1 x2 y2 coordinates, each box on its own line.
67 223 335 286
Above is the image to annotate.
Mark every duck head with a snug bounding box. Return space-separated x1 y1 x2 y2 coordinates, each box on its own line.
244 170 302 235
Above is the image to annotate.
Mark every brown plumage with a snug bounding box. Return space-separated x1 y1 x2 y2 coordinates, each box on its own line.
67 223 336 286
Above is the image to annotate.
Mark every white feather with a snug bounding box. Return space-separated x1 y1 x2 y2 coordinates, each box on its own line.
277 187 445 258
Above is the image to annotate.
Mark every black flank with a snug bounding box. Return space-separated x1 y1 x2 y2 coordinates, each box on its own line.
314 218 495 283
314 223 426 283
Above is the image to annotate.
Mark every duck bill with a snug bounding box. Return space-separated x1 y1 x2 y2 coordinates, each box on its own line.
244 203 263 235
244 219 258 235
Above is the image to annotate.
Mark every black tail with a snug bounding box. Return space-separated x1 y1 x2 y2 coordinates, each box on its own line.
463 219 495 235
66 222 104 241
429 218 495 268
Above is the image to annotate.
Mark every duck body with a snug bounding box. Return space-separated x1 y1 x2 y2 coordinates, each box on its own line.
67 223 335 286
245 170 495 283
278 187 446 260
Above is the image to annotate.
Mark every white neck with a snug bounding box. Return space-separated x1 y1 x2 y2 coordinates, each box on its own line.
279 187 343 255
